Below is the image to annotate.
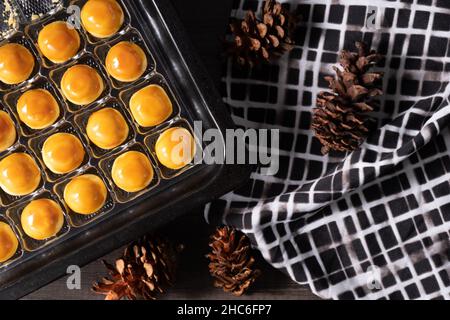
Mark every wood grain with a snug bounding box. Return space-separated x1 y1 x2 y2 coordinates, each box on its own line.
24 213 318 300
23 0 319 300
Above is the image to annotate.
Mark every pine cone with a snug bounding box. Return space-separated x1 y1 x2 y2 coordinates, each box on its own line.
229 0 296 67
92 235 180 300
312 42 383 154
207 226 261 296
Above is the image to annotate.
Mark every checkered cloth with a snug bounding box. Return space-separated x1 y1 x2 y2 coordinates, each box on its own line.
205 0 450 299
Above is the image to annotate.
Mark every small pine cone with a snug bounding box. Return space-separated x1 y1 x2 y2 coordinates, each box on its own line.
312 42 383 154
207 226 261 296
92 235 180 300
229 0 296 67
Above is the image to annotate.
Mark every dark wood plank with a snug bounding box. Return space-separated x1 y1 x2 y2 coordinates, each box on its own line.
23 0 319 300
24 213 318 300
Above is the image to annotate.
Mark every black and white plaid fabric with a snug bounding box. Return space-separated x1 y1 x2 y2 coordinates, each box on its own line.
205 0 450 299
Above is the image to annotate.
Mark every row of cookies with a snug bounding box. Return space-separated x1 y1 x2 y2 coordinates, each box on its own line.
0 1 197 263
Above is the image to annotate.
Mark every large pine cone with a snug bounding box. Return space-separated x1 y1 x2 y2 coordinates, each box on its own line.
92 235 179 300
207 226 261 296
312 42 383 154
229 0 295 67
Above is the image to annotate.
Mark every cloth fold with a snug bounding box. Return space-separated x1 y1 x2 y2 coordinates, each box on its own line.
206 0 450 299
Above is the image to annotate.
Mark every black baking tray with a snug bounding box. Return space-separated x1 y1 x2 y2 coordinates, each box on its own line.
0 0 252 299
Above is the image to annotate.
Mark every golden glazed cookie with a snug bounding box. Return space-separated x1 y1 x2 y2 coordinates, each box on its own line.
129 85 172 127
17 89 60 130
0 111 16 152
64 174 107 215
155 127 195 170
105 41 147 82
0 153 41 196
111 151 154 193
42 133 85 174
61 65 104 105
21 199 64 240
38 21 81 63
0 43 35 85
81 0 124 38
0 222 18 263
86 107 129 150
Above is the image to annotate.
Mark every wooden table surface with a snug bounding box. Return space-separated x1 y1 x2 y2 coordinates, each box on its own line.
23 0 318 300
